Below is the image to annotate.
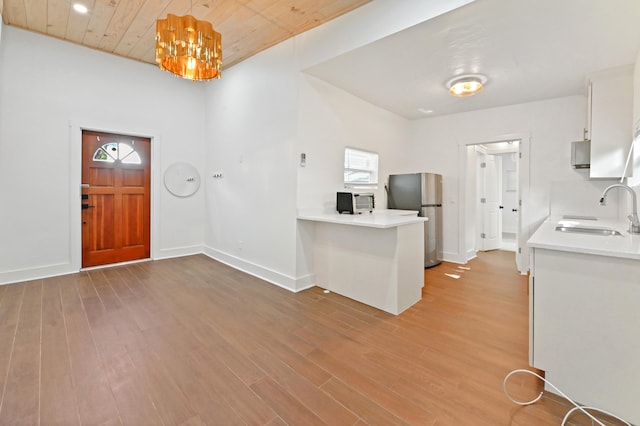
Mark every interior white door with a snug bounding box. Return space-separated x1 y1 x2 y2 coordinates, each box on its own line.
515 151 522 272
480 154 502 251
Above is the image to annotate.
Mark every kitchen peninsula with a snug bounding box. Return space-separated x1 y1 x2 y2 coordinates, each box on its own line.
298 209 427 315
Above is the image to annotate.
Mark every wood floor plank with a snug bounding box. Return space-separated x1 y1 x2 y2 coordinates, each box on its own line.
249 348 357 424
0 282 25 414
76 274 99 300
250 377 326 426
0 280 42 425
40 278 81 426
253 333 332 387
126 347 197 425
59 277 122 425
146 342 246 424
99 343 164 426
320 377 409 425
307 348 436 424
187 349 279 425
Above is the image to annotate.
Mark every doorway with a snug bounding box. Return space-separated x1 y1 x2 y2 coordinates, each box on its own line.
460 136 529 274
81 130 151 268
475 143 520 253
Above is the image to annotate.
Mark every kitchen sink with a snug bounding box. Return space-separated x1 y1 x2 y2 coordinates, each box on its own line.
555 226 623 236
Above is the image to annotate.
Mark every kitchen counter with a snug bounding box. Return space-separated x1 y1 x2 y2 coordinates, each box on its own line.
527 215 640 259
297 209 425 315
527 215 640 424
297 209 426 228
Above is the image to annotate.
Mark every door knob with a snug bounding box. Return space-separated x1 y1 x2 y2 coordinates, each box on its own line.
499 205 504 209
512 208 518 212
81 204 95 209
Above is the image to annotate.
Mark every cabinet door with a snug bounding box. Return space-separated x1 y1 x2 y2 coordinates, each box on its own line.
531 248 640 424
589 66 634 178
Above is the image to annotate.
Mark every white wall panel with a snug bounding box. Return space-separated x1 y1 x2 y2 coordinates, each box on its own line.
406 96 592 264
0 27 206 283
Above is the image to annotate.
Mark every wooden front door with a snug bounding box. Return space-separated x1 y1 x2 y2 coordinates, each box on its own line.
81 130 151 268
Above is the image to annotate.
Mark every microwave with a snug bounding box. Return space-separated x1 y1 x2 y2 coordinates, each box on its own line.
337 192 375 214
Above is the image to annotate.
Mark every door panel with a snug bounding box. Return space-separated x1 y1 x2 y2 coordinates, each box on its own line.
82 130 150 268
122 194 145 246
122 169 145 186
91 168 115 186
479 153 502 251
86 194 116 251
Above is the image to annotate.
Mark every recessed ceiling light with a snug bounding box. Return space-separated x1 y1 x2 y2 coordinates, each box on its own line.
446 74 488 97
417 108 434 115
73 3 88 14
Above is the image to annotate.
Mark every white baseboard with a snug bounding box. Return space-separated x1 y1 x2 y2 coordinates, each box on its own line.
466 248 478 263
294 273 316 292
203 246 314 293
0 262 76 286
155 245 204 260
1 245 315 293
442 250 469 265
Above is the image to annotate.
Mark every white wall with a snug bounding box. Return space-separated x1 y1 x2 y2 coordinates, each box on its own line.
297 74 408 213
634 49 640 126
295 74 409 283
0 27 207 284
202 0 473 291
628 49 640 194
406 95 597 264
203 39 301 289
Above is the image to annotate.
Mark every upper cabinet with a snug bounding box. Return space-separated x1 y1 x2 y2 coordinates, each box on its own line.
587 65 634 178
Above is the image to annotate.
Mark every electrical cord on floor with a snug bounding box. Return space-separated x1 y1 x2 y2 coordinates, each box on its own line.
502 369 632 426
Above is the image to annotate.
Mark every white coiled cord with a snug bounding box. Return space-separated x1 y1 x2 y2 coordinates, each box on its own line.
502 369 631 426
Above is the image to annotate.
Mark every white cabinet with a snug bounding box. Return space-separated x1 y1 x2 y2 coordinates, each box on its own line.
529 247 640 424
588 65 634 178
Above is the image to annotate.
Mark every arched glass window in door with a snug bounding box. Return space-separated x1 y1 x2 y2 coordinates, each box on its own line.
93 142 142 164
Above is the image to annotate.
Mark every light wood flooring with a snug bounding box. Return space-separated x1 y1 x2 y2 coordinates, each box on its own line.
0 251 625 425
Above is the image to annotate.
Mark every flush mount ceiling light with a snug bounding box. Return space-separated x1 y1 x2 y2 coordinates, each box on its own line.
446 74 488 97
155 2 222 81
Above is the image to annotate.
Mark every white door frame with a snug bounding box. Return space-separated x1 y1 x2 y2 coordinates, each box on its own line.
69 118 161 272
458 133 531 274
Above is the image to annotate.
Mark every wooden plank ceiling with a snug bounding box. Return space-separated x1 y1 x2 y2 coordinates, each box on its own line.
0 0 371 69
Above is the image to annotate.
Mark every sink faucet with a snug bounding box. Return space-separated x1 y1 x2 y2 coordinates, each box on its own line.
599 183 640 234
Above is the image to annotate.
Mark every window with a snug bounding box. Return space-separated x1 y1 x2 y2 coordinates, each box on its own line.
93 142 142 164
344 147 378 187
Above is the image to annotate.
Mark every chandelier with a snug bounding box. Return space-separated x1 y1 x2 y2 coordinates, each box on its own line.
156 13 222 81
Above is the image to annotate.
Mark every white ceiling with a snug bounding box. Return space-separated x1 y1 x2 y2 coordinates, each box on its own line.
305 0 640 120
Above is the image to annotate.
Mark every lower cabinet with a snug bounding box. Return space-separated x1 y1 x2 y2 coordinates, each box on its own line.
529 248 640 424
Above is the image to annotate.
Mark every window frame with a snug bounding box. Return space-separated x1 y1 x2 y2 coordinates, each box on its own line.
343 147 379 189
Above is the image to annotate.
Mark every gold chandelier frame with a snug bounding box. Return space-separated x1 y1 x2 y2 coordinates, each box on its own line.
156 13 222 81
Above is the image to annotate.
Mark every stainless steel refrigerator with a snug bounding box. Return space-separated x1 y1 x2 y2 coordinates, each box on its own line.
387 173 442 268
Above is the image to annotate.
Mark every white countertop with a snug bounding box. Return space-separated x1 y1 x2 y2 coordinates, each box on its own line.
298 209 427 229
528 216 640 259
